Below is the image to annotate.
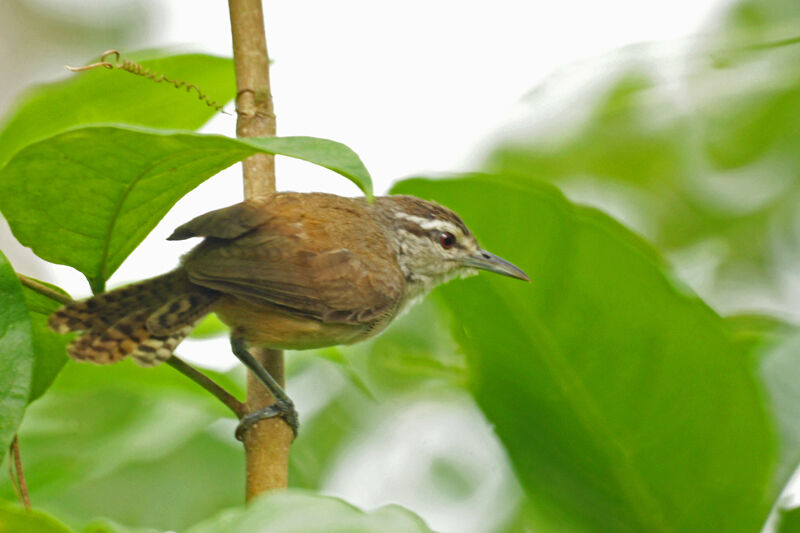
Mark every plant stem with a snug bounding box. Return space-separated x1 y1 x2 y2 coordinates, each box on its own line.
166 357 246 418
228 0 292 498
9 436 30 510
229 0 276 198
16 274 72 305
17 273 244 418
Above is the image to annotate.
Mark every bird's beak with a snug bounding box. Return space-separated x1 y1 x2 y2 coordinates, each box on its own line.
460 249 530 282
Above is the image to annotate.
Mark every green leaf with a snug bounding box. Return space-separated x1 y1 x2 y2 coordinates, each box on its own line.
315 348 377 400
0 52 234 169
21 280 72 402
0 503 73 533
186 490 435 533
779 506 800 533
0 359 242 531
0 125 373 289
392 175 775 532
81 517 162 533
0 250 34 462
242 136 373 200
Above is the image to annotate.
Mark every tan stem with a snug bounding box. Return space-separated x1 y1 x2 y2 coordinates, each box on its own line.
9 436 30 510
229 0 276 198
16 274 72 305
166 356 246 418
228 0 293 498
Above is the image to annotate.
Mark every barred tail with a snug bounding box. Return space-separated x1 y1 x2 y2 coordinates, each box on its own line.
49 270 219 367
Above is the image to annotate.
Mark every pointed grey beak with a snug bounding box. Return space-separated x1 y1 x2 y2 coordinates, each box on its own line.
460 249 530 282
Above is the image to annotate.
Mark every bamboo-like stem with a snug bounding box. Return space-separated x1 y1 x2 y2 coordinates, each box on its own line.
229 0 275 198
228 0 292 498
17 274 244 418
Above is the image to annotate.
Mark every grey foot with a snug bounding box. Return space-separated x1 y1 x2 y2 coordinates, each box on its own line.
235 398 299 441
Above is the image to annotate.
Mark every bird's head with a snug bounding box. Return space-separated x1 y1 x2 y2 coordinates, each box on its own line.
377 195 529 298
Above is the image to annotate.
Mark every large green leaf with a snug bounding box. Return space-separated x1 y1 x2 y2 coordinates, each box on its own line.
392 175 775 532
186 491 434 533
0 250 34 462
0 125 373 291
0 52 234 169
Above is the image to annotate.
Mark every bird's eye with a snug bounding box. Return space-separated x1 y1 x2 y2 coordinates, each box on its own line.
440 232 456 249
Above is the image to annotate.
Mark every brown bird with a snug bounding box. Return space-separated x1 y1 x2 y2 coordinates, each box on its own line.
49 192 528 436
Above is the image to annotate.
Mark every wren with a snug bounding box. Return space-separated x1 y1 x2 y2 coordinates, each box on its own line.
50 192 529 437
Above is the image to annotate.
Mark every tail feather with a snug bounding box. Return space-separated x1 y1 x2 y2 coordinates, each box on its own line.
131 323 197 367
49 270 219 367
146 292 218 336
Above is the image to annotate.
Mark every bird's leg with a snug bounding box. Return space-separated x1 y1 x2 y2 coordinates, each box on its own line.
230 336 298 441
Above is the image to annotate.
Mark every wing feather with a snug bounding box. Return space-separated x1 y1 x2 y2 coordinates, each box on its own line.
179 194 404 324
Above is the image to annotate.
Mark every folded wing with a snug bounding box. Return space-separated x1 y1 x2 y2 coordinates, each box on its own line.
174 194 405 325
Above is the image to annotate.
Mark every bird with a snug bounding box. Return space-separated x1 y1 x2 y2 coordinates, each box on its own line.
49 192 529 437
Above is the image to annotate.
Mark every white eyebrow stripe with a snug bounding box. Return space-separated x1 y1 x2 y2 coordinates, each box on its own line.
394 212 461 235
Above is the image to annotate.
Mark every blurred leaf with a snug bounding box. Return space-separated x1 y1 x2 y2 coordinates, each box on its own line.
724 313 800 510
726 313 795 355
186 490 435 533
286 300 466 490
285 350 374 489
21 280 71 402
188 313 228 339
81 517 162 533
0 249 34 462
0 125 373 291
392 175 775 532
429 457 473 500
63 432 241 532
755 330 800 496
352 299 466 395
0 52 234 169
0 503 72 533
316 348 377 400
486 10 800 308
0 359 243 531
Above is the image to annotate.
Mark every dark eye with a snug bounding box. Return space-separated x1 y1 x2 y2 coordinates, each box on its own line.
440 232 456 249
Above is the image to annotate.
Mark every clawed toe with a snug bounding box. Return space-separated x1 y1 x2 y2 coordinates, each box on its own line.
235 399 298 441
